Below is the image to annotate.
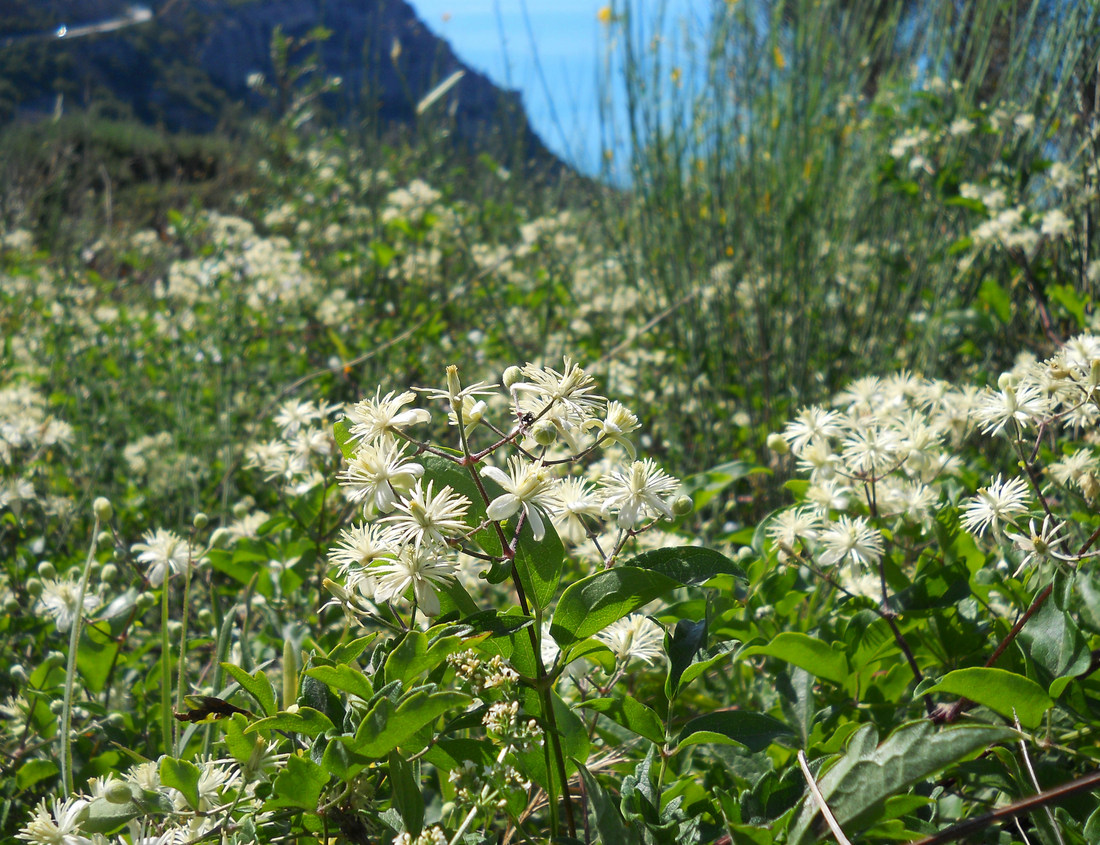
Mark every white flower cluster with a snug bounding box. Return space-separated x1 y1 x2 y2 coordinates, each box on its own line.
17 755 261 845
327 360 683 618
771 333 1100 585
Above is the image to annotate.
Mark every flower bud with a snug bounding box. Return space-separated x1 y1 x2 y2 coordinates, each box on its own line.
97 531 113 546
105 781 134 804
766 432 789 455
99 563 118 584
26 578 43 598
136 591 157 611
736 546 754 562
209 527 231 549
45 650 65 667
197 608 214 629
193 512 209 530
10 664 27 683
36 561 56 580
672 494 694 517
502 365 523 389
446 364 462 404
93 497 113 521
531 420 557 446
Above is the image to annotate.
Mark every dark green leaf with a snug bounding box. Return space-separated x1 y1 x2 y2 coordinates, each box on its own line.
666 618 708 698
551 566 678 649
788 722 1015 845
388 752 424 837
924 668 1052 728
576 759 642 845
578 695 665 745
625 546 747 586
678 711 793 753
739 633 850 687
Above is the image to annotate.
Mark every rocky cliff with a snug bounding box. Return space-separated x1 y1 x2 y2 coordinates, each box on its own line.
0 0 564 173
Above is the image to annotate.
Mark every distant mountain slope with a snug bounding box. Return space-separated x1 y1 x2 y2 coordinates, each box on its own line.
0 0 565 173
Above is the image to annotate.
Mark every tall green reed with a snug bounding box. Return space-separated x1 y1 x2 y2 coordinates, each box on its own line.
595 0 1098 475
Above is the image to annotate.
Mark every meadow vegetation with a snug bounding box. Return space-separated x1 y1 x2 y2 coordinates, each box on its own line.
3 1 1100 843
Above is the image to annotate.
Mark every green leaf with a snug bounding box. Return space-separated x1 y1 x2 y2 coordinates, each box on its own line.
788 721 1015 845
578 695 665 745
513 511 565 611
924 668 1052 728
673 730 744 752
1018 574 1092 680
388 752 424 837
16 758 58 790
267 754 327 811
306 664 374 702
677 645 737 692
221 663 277 716
76 630 120 694
576 759 642 845
739 632 850 687
159 757 201 811
247 706 335 738
1048 284 1088 328
678 711 793 753
978 278 1012 324
327 634 378 664
224 714 262 767
626 546 747 586
353 690 470 758
333 419 356 460
665 618 708 698
551 566 678 649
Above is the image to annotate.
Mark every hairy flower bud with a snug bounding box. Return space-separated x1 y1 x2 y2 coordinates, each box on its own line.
193 512 209 530
766 432 789 454
531 419 557 446
106 782 135 804
100 563 118 584
36 561 56 579
502 365 523 389
672 494 694 517
93 496 113 521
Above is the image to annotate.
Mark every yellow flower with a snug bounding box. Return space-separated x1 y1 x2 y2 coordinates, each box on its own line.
597 6 612 24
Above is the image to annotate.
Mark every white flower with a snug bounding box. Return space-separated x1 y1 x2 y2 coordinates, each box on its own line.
817 516 884 568
600 459 679 529
373 546 455 616
584 400 639 458
17 796 93 845
961 474 1030 537
381 480 470 551
549 476 605 544
1004 515 1070 575
37 576 101 633
482 457 557 541
513 358 604 416
767 506 822 550
345 389 431 445
339 439 424 514
132 528 191 587
783 406 843 454
976 383 1048 436
595 613 665 665
273 399 322 436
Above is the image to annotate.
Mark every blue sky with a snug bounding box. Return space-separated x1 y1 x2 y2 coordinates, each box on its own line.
407 1 696 177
